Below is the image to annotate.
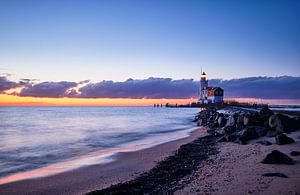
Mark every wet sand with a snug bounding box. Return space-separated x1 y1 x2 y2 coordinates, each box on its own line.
0 127 208 195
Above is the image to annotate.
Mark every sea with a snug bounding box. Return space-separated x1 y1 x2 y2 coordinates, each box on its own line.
0 106 199 184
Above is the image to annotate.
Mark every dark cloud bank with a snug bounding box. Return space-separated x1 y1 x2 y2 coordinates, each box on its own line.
1 76 300 99
0 76 20 92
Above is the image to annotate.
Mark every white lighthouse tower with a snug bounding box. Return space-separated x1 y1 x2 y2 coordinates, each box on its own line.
199 72 208 103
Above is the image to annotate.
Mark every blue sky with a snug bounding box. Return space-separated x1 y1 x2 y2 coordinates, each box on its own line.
0 0 299 82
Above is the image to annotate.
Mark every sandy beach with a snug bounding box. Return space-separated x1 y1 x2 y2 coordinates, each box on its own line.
176 131 300 195
0 127 208 195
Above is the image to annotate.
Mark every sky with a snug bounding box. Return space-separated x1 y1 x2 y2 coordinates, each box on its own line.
0 0 300 105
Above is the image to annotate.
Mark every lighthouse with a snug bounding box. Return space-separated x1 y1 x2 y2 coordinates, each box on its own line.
199 72 224 104
199 72 208 103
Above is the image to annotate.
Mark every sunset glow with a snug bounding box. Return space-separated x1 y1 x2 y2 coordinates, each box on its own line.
0 94 197 106
2 94 299 106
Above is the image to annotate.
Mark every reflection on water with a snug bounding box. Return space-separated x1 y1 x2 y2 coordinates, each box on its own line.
0 107 199 184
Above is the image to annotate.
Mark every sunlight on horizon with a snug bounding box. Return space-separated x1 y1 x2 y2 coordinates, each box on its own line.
1 95 299 106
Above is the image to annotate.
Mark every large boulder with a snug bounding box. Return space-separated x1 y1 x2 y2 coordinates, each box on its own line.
261 150 294 165
243 113 264 126
269 114 300 132
226 115 236 126
275 134 295 145
236 114 245 131
236 114 244 124
197 118 205 126
254 126 268 137
217 116 227 128
259 107 274 121
208 122 219 129
223 125 236 135
215 125 236 135
238 126 259 142
243 115 251 126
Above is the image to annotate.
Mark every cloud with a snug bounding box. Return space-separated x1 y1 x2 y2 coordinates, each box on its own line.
0 76 21 93
78 76 300 99
78 78 198 98
1 73 300 99
208 76 300 99
19 81 78 98
78 80 90 85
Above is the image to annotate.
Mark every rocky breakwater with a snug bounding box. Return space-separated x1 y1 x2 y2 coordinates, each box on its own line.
194 106 300 180
193 106 300 144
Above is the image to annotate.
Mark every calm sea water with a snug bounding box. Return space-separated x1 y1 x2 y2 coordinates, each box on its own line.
0 106 199 183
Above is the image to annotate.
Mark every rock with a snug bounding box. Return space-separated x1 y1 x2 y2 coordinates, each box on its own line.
214 128 224 136
226 115 236 126
256 140 272 145
243 114 251 126
275 134 295 145
195 109 220 127
197 119 204 126
236 124 245 132
236 114 244 124
269 114 300 133
215 125 236 136
238 127 259 142
262 173 288 178
261 150 294 165
254 126 267 137
236 114 245 131
259 107 274 121
243 113 264 126
208 122 219 129
290 151 300 156
222 125 236 135
217 116 227 128
232 113 239 123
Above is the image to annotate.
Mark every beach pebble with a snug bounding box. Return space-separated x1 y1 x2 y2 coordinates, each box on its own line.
262 172 288 178
261 150 294 165
290 151 300 156
275 134 295 145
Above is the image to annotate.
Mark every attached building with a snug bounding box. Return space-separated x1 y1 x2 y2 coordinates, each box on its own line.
202 86 224 104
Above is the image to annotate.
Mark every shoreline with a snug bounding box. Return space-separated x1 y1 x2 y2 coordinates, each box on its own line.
0 126 199 186
1 107 299 194
88 108 300 194
0 127 208 194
